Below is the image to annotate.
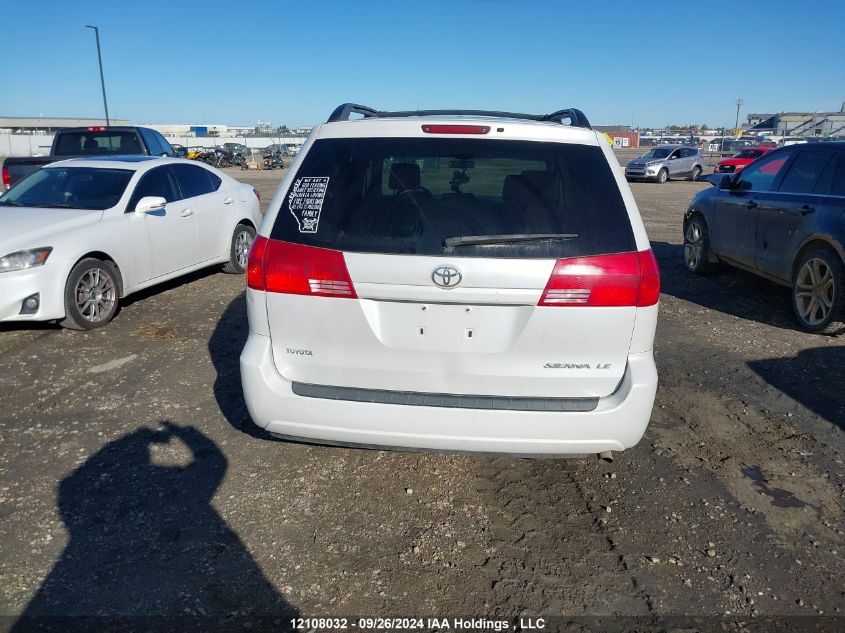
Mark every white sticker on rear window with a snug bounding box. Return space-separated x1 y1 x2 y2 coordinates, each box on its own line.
288 177 329 233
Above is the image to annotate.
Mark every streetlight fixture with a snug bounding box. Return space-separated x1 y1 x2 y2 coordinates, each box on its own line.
734 97 744 136
85 25 110 126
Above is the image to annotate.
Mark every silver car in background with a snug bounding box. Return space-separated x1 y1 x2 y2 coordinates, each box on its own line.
625 145 704 183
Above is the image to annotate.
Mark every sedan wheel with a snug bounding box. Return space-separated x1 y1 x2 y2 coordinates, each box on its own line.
223 224 257 274
61 258 120 330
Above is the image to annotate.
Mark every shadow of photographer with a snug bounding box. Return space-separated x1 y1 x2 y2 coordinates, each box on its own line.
14 422 296 630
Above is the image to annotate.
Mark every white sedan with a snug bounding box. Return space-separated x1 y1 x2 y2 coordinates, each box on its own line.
0 156 261 329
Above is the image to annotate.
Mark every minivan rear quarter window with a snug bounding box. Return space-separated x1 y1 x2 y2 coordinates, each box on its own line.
270 138 636 258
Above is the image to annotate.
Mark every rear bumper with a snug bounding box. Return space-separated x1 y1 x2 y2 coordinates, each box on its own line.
240 333 658 455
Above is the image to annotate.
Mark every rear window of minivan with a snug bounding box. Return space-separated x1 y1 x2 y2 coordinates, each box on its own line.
270 137 636 259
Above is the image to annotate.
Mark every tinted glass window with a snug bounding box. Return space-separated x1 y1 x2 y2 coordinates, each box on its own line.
735 151 791 192
207 171 222 191
778 150 836 194
154 132 174 157
833 156 845 196
812 156 837 195
128 167 179 210
270 138 636 259
139 129 162 156
0 167 133 210
55 131 144 156
172 164 215 198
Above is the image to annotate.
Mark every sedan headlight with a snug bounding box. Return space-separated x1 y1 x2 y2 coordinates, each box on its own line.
0 247 53 273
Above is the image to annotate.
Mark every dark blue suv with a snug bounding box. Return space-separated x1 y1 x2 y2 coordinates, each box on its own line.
683 142 845 333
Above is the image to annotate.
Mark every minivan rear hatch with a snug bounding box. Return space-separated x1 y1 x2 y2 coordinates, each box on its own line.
261 130 651 399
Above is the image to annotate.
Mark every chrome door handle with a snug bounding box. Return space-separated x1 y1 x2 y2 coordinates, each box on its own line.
223 197 234 204
180 209 194 217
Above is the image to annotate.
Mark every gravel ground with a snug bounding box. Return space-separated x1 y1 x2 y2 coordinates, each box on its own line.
0 158 843 631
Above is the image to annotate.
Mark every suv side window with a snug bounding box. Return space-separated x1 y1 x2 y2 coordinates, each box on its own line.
735 151 791 192
778 150 837 195
172 164 215 198
833 155 845 196
127 166 179 211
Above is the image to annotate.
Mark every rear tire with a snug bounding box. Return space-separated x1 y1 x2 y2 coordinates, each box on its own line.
657 168 668 184
683 215 717 274
223 224 256 274
61 258 120 330
791 248 844 334
690 166 702 181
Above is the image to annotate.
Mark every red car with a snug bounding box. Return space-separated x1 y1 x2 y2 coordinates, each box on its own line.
714 146 776 173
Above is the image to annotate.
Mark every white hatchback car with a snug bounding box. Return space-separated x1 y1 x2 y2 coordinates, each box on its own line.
0 156 261 329
241 105 660 456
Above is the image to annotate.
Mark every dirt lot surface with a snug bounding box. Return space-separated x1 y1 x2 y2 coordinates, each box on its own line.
0 158 843 631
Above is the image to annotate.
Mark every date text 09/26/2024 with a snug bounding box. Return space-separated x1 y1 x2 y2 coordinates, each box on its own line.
290 617 547 630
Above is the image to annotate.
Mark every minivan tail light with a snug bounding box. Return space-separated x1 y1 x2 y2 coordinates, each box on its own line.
262 240 357 298
2 166 10 190
637 248 661 307
421 124 490 135
246 235 268 290
538 250 660 307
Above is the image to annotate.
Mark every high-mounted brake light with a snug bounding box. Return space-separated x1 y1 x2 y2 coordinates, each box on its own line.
85 126 108 132
421 124 490 135
538 250 660 307
2 166 10 190
261 240 357 298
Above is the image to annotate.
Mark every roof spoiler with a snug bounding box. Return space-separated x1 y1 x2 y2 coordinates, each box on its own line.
326 104 591 129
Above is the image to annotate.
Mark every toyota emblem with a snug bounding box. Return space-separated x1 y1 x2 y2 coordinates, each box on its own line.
431 265 462 288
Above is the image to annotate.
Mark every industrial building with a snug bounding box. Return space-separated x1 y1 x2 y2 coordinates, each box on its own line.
0 116 132 133
746 104 845 137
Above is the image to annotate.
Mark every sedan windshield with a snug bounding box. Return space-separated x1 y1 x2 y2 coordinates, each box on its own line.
640 148 672 159
0 167 134 210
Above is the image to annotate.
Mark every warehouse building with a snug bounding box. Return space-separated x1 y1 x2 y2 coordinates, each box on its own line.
746 104 845 137
0 116 132 133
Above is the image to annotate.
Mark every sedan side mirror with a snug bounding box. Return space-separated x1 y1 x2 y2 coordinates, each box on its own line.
135 196 167 214
719 175 733 190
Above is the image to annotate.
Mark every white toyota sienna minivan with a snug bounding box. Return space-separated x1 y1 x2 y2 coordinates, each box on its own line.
240 104 659 456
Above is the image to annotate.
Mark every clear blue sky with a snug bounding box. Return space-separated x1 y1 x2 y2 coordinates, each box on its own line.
2 0 843 129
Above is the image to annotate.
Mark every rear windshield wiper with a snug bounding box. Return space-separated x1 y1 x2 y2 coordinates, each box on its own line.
444 233 578 248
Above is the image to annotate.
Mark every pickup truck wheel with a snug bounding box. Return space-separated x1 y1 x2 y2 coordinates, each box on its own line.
683 216 717 274
690 166 702 181
223 224 256 274
792 249 844 334
657 168 668 184
61 258 120 330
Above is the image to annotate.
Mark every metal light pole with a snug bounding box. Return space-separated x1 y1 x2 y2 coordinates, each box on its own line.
734 97 744 136
85 25 110 126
